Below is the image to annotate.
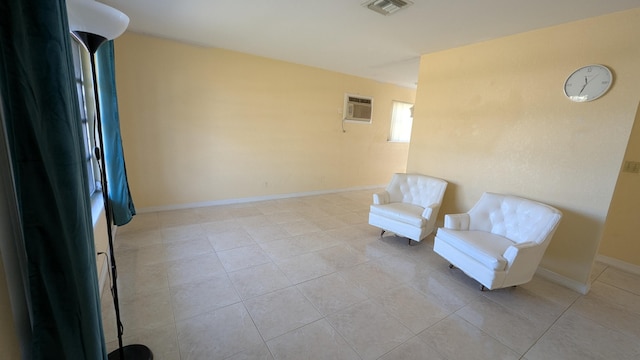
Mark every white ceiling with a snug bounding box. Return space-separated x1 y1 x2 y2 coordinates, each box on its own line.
102 0 640 89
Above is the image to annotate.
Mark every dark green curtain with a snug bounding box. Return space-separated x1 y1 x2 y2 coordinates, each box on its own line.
0 1 107 359
96 42 136 226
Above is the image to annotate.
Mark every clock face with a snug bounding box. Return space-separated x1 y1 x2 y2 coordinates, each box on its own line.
563 65 613 102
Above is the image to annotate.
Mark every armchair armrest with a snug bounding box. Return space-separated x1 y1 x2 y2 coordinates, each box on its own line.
502 242 538 267
421 203 439 219
373 191 390 205
501 241 544 285
444 213 470 230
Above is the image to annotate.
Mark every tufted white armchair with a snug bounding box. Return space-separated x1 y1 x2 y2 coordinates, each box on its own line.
369 173 448 244
434 192 562 290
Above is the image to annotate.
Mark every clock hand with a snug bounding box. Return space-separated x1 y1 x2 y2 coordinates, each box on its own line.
579 79 588 95
579 74 599 95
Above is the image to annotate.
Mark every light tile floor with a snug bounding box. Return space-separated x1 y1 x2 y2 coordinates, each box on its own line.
101 190 640 360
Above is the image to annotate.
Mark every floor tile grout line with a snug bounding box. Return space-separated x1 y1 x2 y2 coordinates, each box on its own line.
478 286 570 327
320 298 372 360
595 273 640 298
166 271 182 360
112 190 636 360
235 297 276 360
447 306 527 358
518 286 586 358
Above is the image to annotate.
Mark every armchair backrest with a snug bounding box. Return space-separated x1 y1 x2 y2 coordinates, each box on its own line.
386 173 447 208
467 192 562 246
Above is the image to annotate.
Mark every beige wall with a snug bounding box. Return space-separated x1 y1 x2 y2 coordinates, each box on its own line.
114 33 415 209
600 102 640 266
0 165 21 357
0 256 20 359
93 209 108 296
408 9 640 287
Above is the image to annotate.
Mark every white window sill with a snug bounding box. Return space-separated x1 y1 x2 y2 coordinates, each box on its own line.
90 192 105 227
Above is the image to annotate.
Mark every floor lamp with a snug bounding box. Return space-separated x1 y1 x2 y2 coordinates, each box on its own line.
66 1 152 359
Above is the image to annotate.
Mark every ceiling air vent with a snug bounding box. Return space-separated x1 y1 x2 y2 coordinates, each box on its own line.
363 0 414 16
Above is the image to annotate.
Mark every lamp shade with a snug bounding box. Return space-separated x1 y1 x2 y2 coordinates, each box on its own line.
66 0 129 40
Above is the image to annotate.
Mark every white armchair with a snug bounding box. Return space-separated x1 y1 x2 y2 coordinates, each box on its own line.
433 192 562 290
368 173 448 244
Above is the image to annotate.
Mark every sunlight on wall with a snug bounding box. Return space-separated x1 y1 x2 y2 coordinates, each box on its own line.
409 9 640 287
114 33 415 209
599 102 640 268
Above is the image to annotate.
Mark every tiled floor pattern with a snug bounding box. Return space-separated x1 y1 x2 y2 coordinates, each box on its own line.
101 190 640 360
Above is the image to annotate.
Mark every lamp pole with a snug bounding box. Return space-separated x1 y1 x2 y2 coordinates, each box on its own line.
68 1 152 357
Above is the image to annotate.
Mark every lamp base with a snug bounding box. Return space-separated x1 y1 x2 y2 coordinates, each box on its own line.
108 344 153 360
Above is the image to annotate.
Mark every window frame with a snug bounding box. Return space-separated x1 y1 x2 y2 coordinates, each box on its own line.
388 100 414 143
70 39 99 196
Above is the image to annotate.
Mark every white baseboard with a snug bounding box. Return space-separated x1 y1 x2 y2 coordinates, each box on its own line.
98 225 117 299
596 254 640 276
137 184 386 213
535 267 590 295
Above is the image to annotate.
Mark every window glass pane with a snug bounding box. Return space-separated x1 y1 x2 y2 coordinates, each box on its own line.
389 101 413 142
71 40 97 195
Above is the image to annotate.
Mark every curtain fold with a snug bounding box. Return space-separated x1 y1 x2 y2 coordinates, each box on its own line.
96 41 136 226
0 1 107 358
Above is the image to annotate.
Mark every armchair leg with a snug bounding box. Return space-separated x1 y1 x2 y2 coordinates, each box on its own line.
448 264 455 269
380 230 385 238
480 285 486 291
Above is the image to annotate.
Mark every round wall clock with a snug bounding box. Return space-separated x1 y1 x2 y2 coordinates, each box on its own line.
563 64 613 102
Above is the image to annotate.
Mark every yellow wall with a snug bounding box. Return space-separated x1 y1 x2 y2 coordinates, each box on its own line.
408 9 640 286
93 208 108 296
0 170 20 357
0 256 20 359
114 33 415 209
599 102 640 266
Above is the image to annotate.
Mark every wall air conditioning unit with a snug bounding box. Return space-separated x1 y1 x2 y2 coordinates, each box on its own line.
344 94 373 123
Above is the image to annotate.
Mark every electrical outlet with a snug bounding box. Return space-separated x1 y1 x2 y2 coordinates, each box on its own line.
623 161 640 174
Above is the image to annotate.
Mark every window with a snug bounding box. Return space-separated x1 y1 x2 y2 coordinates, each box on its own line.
70 40 98 196
388 101 413 142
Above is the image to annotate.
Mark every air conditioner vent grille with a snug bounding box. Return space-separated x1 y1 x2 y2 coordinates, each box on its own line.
344 94 373 123
363 0 414 16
